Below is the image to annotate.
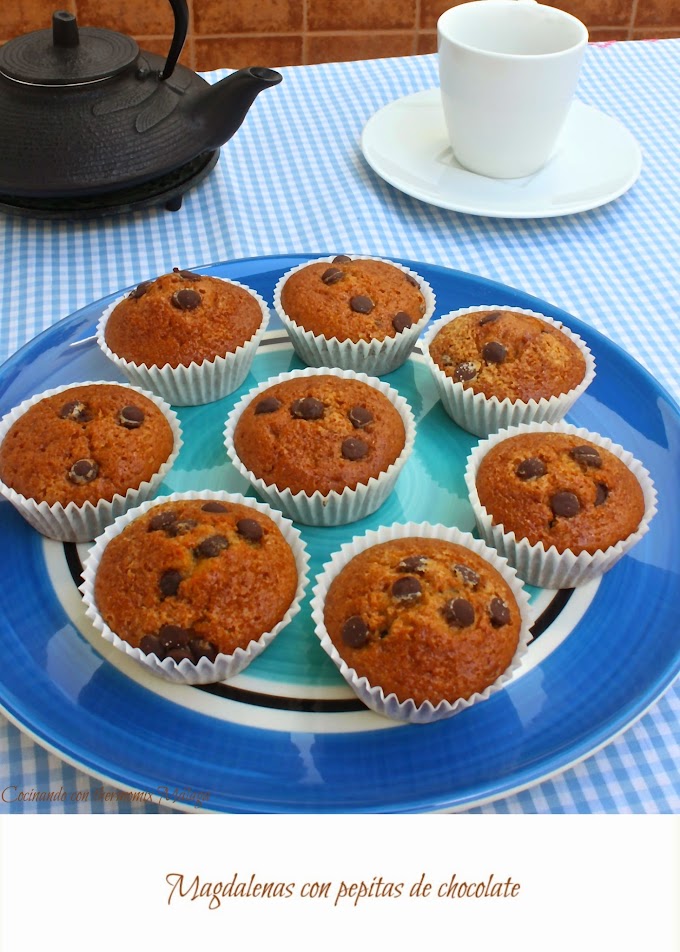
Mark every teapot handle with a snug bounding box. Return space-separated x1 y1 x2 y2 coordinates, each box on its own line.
159 0 189 81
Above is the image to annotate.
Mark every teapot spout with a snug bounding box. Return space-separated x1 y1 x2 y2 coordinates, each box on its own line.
195 66 282 151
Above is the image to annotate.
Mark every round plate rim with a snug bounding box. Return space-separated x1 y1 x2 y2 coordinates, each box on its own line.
0 252 678 814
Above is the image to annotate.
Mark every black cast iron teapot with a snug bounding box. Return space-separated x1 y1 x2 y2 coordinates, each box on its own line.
0 1 282 198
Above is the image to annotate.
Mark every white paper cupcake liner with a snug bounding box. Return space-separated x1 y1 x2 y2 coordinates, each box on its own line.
80 490 310 685
421 305 596 437
464 420 658 589
96 277 270 406
310 521 532 723
272 255 436 375
0 380 183 542
224 366 416 526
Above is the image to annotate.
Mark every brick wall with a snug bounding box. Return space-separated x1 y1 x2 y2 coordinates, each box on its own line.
2 1 678 70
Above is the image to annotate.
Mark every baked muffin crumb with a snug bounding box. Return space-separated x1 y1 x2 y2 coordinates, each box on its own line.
323 537 521 706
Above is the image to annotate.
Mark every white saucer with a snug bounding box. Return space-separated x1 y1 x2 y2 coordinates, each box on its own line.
360 89 642 219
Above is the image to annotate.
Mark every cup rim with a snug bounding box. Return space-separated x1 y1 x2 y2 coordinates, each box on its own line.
437 0 588 60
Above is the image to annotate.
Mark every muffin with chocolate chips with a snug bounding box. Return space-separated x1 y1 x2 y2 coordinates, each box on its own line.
423 305 595 437
0 381 181 541
97 268 269 405
311 526 531 722
81 492 308 685
225 368 416 526
465 422 657 588
273 255 435 375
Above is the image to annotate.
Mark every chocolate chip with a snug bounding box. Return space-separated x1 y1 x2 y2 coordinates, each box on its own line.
392 576 422 602
453 564 480 589
350 295 373 314
397 554 428 574
404 273 420 288
342 437 368 460
201 501 229 513
167 519 198 537
236 518 263 543
118 405 145 429
194 534 229 558
333 255 351 264
140 634 164 658
489 597 510 627
482 340 507 364
190 638 219 663
68 458 98 484
595 483 609 507
255 396 282 415
58 400 90 422
321 267 345 285
342 615 369 648
173 267 201 281
148 510 177 532
290 397 324 420
167 647 194 663
171 288 202 310
159 569 182 598
516 457 546 480
129 280 153 299
453 361 477 382
479 311 502 325
158 624 192 649
570 445 602 468
551 491 580 518
392 312 412 333
442 597 475 628
348 406 374 429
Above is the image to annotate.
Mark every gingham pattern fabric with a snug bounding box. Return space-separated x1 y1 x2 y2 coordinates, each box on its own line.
0 41 678 813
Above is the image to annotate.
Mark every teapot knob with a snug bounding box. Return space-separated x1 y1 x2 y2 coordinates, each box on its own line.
52 10 80 48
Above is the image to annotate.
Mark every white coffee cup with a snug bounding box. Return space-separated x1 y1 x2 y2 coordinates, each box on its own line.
438 0 588 178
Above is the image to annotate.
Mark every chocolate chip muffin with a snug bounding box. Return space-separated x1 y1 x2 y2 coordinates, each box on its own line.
103 268 265 369
322 536 522 707
278 256 428 344
93 498 299 664
475 431 646 555
428 307 587 402
0 383 176 507
232 373 407 497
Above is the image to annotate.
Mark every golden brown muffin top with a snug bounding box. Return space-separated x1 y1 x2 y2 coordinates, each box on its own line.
476 431 645 555
104 268 264 368
279 256 427 343
94 499 298 663
233 375 407 497
429 309 586 402
323 537 521 706
0 384 175 506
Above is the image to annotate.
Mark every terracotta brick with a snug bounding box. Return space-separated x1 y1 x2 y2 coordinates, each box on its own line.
77 0 175 36
194 35 303 69
632 27 680 37
0 0 58 39
587 27 631 41
195 0 303 35
419 0 466 32
634 0 680 26
416 31 438 54
306 32 415 63
309 0 417 32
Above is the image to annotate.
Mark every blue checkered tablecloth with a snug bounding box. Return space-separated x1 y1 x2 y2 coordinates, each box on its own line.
0 40 678 813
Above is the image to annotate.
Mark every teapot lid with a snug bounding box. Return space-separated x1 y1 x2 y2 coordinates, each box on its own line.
0 11 139 86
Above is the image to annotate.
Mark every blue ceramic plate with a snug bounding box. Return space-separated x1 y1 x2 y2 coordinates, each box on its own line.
0 255 678 813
